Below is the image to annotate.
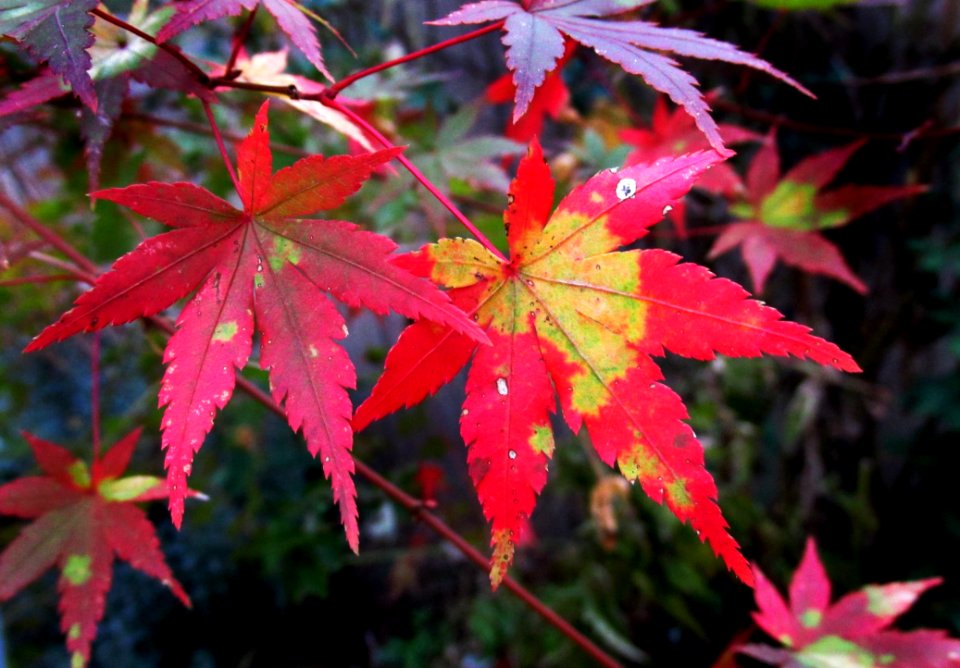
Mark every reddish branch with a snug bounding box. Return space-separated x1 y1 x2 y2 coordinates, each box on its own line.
225 7 259 77
201 100 242 194
325 21 505 98
320 97 508 261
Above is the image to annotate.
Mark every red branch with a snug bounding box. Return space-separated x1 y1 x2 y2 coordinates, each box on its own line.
326 21 505 98
319 97 508 260
201 100 242 195
225 7 259 77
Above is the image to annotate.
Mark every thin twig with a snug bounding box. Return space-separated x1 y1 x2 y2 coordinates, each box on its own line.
225 7 259 77
326 21 504 98
125 113 311 158
201 100 242 195
0 191 98 274
321 96 508 261
712 99 960 141
0 273 76 287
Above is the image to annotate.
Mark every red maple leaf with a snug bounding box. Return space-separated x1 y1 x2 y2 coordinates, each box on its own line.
429 0 810 152
709 135 926 294
24 101 487 549
620 96 761 236
354 140 859 587
738 538 960 668
0 429 190 668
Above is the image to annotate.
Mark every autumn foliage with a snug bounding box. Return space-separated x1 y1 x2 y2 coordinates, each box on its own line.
0 1 955 666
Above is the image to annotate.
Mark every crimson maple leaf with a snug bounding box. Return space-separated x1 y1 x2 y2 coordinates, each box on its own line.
24 101 487 550
0 429 190 668
620 96 760 236
709 136 926 294
738 538 960 667
429 0 810 152
353 140 859 587
157 0 336 80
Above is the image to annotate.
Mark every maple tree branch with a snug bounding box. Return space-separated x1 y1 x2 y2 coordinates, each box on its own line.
325 21 505 98
0 191 99 274
89 8 211 85
201 100 242 195
0 273 76 287
712 99 960 142
320 96 509 261
26 252 96 283
125 113 312 158
225 7 259 77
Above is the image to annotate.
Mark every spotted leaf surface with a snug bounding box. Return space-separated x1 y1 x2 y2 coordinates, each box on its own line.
741 538 960 667
710 134 926 293
0 430 189 668
430 0 809 152
26 102 487 547
355 141 859 587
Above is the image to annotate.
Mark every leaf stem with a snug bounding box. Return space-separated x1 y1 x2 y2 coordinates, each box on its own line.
325 21 505 99
201 100 242 196
225 7 259 77
320 96 508 261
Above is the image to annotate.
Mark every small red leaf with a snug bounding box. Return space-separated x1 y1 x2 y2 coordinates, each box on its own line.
740 539 960 667
0 432 189 667
712 136 924 293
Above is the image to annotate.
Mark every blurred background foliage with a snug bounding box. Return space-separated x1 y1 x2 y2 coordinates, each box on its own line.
0 0 958 665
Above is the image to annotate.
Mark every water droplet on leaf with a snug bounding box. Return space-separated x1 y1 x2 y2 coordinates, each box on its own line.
616 177 637 200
